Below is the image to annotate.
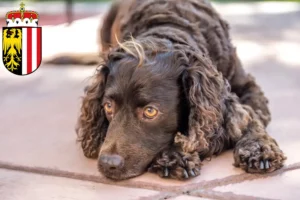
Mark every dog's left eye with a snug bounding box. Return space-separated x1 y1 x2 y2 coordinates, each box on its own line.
143 106 158 119
104 102 113 114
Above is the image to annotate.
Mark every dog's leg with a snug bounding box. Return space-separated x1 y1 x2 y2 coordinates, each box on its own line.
148 141 202 180
229 51 271 126
224 95 286 173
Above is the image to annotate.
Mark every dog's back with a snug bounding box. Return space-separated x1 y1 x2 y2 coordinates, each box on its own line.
102 0 236 80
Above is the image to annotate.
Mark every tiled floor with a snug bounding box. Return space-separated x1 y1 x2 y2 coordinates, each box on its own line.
214 170 300 200
0 2 300 200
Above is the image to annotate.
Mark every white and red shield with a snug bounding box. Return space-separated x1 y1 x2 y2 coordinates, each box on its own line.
2 27 42 76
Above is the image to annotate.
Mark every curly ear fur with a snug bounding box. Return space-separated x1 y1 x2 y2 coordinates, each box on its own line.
175 54 226 156
76 65 109 158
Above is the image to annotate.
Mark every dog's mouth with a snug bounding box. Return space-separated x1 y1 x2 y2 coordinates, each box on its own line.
98 166 144 180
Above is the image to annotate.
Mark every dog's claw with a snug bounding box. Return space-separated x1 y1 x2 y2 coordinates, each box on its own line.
190 169 196 177
248 161 253 168
265 160 270 169
260 161 264 169
183 169 189 179
164 167 169 177
194 167 200 175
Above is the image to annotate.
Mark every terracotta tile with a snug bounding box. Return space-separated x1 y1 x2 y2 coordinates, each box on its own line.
267 111 300 165
0 169 159 200
214 169 300 200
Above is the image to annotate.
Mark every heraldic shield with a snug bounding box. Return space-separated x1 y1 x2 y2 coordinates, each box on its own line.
2 2 42 76
2 27 42 76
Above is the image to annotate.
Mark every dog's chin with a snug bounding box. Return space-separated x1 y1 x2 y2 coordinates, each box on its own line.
98 167 144 181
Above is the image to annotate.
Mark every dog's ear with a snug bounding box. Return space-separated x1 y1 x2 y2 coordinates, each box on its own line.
176 55 224 155
76 65 110 158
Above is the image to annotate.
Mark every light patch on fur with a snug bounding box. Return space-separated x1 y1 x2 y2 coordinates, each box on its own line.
115 35 146 67
174 132 207 153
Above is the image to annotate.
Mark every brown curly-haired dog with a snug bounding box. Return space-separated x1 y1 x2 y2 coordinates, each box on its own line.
76 0 286 180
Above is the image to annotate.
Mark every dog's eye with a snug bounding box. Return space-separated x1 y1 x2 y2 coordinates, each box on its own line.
104 102 113 114
143 107 158 119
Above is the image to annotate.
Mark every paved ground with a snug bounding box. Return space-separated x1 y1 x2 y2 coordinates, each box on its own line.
0 2 300 200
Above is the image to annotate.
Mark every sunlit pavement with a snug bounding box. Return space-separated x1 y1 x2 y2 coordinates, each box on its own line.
0 2 300 200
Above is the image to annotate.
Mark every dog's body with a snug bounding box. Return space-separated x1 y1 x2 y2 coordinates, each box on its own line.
76 0 286 180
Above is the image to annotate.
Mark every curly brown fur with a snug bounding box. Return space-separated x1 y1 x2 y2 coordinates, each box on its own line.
76 66 109 158
76 0 285 180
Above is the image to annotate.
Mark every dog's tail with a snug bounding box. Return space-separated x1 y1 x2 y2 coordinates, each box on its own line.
43 53 101 65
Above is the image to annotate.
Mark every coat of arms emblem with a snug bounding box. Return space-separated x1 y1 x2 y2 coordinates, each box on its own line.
2 2 42 76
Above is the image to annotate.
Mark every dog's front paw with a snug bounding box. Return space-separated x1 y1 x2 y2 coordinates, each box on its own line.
234 136 286 173
148 149 201 180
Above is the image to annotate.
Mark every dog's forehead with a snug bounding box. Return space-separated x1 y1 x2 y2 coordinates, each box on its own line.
108 52 180 80
105 58 179 101
108 58 177 87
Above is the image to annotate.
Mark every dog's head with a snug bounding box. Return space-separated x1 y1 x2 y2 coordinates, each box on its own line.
77 38 224 180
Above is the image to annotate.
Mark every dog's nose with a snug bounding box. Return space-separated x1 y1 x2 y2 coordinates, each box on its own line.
99 154 124 170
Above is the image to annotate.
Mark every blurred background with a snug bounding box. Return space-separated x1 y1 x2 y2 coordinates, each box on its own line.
1 0 299 61
1 0 300 26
